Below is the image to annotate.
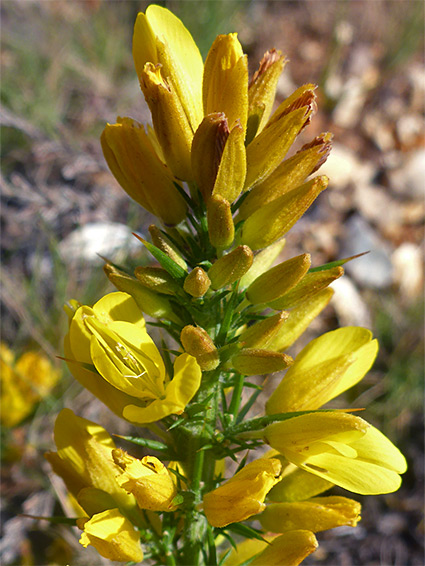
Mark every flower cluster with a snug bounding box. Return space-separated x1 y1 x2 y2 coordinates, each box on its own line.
48 6 406 565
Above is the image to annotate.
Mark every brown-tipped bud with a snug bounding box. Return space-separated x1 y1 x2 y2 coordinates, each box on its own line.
208 245 254 290
191 113 229 202
244 84 317 191
231 348 293 376
104 264 178 322
246 49 287 144
238 311 289 349
134 266 180 295
239 132 333 221
207 195 235 250
241 176 329 250
149 225 187 269
183 267 211 298
180 325 220 371
246 254 311 304
268 266 344 310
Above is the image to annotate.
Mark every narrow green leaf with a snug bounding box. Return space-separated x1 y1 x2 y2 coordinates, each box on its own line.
308 252 369 273
113 435 170 453
132 233 187 281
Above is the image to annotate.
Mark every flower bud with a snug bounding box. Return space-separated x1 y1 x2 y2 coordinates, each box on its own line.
191 113 229 202
180 325 219 371
239 132 332 220
238 311 288 349
212 120 246 203
101 118 187 225
207 194 235 249
268 266 344 310
203 458 282 527
239 239 286 288
246 49 287 143
183 267 211 298
203 33 248 131
244 84 317 190
149 225 187 270
246 253 311 304
231 348 293 376
208 245 254 290
241 176 328 250
260 496 361 533
103 264 178 321
134 266 180 295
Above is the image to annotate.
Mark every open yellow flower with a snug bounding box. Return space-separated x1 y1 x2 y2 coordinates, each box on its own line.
266 326 379 414
113 449 178 512
45 409 140 523
78 508 143 563
263 412 407 495
203 457 282 527
64 292 202 424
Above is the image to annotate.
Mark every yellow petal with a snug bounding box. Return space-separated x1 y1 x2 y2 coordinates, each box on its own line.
68 292 145 364
45 409 138 518
114 451 177 511
203 34 248 132
266 326 378 413
78 508 143 563
250 531 318 566
140 63 193 180
260 496 361 533
203 458 282 527
267 288 334 352
241 176 328 250
123 353 201 424
268 466 334 503
133 5 203 131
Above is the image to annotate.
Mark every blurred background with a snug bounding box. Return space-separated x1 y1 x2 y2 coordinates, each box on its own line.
1 1 424 564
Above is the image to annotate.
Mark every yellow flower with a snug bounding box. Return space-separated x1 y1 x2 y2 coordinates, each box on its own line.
203 458 282 527
260 496 361 533
223 531 318 566
78 508 143 563
266 326 379 414
0 343 59 427
113 449 178 512
101 117 187 224
133 4 204 134
203 33 248 132
64 292 202 424
263 412 407 495
45 409 140 523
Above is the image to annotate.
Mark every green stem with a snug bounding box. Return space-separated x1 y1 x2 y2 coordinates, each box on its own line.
228 372 244 418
